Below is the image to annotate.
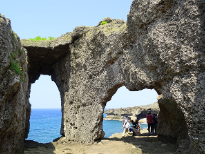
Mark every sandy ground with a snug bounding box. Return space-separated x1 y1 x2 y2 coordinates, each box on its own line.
24 129 177 154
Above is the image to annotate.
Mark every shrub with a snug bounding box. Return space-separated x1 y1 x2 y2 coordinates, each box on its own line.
10 61 22 75
47 36 55 40
9 51 24 81
29 36 55 41
101 21 108 25
19 49 23 54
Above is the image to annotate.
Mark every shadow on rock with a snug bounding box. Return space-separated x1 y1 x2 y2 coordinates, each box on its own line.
24 140 55 154
104 133 178 154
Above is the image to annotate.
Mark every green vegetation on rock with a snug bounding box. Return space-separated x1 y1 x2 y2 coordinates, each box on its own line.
29 36 55 41
9 50 24 82
19 49 23 54
101 21 108 25
10 61 22 75
12 31 18 40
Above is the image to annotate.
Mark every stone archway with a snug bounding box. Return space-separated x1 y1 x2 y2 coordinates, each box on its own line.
24 40 71 137
0 0 205 153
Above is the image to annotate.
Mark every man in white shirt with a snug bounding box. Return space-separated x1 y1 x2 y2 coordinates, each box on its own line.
122 116 127 125
122 120 130 137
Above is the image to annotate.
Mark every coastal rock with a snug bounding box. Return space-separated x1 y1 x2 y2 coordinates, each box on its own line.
104 102 159 121
0 0 205 153
0 15 29 153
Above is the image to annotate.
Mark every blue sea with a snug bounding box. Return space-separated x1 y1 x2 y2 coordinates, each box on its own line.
26 109 148 143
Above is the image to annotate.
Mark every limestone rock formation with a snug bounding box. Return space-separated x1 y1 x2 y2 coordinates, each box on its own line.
104 102 159 121
0 15 29 153
0 0 205 153
126 1 205 153
21 18 128 145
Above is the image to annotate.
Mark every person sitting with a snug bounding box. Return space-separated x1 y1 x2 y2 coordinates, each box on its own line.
129 120 136 132
132 119 140 136
122 120 130 137
135 119 141 132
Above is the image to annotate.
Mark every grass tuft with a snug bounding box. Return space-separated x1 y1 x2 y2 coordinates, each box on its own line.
101 21 108 25
9 51 24 81
10 61 22 75
19 49 23 54
29 36 55 41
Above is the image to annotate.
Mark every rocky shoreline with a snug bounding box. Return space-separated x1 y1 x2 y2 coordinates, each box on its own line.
104 102 160 121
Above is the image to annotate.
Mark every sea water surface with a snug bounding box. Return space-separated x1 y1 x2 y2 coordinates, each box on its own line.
26 109 148 143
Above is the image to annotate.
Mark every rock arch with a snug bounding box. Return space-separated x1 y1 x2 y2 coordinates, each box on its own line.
0 0 204 153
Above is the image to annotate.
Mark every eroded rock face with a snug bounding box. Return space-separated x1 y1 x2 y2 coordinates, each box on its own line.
0 0 205 153
127 0 205 153
0 15 29 153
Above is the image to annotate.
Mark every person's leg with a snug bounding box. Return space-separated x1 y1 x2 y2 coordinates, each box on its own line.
122 128 126 137
155 124 157 135
151 123 153 134
137 128 140 136
133 128 136 136
152 124 155 134
126 128 129 135
148 123 151 133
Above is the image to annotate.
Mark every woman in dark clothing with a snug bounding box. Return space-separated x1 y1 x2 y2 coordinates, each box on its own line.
132 119 140 136
129 120 136 132
153 114 158 135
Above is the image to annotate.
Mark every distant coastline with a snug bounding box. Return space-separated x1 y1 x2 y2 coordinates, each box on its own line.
104 102 159 122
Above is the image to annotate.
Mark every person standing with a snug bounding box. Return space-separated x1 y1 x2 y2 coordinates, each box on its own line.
123 116 127 125
122 120 130 137
153 114 158 135
146 110 153 134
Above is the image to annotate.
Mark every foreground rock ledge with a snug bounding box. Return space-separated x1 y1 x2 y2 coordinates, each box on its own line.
24 129 177 154
0 0 205 153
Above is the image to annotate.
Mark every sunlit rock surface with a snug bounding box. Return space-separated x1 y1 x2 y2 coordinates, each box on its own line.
0 0 205 153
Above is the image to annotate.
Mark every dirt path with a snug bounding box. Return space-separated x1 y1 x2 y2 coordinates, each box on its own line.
24 129 177 154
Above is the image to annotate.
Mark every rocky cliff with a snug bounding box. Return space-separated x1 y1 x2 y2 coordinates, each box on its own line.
0 0 205 153
104 102 159 121
0 15 29 153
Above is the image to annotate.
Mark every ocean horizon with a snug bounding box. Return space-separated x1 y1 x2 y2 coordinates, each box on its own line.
26 108 148 143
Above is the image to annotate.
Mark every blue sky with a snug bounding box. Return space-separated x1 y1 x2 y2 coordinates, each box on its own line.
1 0 158 109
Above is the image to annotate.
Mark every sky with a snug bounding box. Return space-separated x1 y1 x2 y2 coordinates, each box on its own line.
1 0 158 109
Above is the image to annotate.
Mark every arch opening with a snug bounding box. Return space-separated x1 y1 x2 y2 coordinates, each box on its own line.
101 85 188 147
26 75 62 143
102 86 159 138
